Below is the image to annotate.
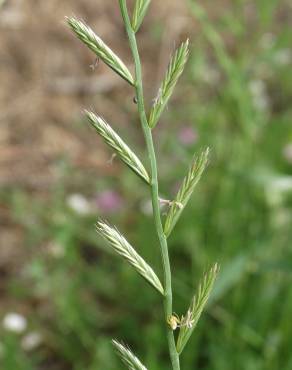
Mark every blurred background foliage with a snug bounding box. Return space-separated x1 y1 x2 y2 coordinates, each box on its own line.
0 0 291 369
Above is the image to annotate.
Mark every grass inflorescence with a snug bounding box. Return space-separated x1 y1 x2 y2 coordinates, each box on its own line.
67 3 218 370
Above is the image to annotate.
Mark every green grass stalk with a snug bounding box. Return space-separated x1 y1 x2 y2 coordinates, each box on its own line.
118 1 180 369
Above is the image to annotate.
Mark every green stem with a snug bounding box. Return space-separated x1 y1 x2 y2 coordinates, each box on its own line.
118 2 180 369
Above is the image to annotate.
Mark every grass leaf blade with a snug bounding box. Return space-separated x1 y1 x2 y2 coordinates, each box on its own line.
176 263 219 354
67 17 134 85
96 221 164 295
149 40 189 128
112 340 148 370
85 111 150 184
164 148 209 237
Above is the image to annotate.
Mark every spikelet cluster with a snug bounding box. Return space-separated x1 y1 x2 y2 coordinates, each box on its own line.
149 40 189 128
86 111 150 184
96 221 164 295
132 0 151 32
164 148 209 237
112 340 148 370
176 263 219 354
67 17 134 85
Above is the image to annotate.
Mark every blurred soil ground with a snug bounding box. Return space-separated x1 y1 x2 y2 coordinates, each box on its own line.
0 0 192 313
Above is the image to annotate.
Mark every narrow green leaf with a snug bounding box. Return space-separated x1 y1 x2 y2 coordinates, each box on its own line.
85 111 150 184
67 17 134 85
132 0 151 32
149 40 189 128
176 263 219 354
164 148 209 237
96 221 164 295
112 340 148 370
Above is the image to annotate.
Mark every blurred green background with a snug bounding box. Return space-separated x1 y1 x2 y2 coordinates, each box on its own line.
0 0 291 369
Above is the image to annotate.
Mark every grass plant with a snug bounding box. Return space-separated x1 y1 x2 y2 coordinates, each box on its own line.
67 2 218 369
1 1 291 370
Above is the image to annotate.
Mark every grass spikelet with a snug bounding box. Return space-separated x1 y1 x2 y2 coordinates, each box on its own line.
66 17 134 85
85 111 150 184
164 148 209 237
176 263 219 354
132 0 151 32
149 40 189 129
112 340 148 370
96 221 164 295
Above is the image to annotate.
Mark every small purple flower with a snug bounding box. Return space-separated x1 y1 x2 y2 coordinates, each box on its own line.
95 190 123 213
178 126 198 146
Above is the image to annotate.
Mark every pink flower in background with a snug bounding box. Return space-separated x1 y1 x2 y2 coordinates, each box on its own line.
95 190 123 213
178 126 198 146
